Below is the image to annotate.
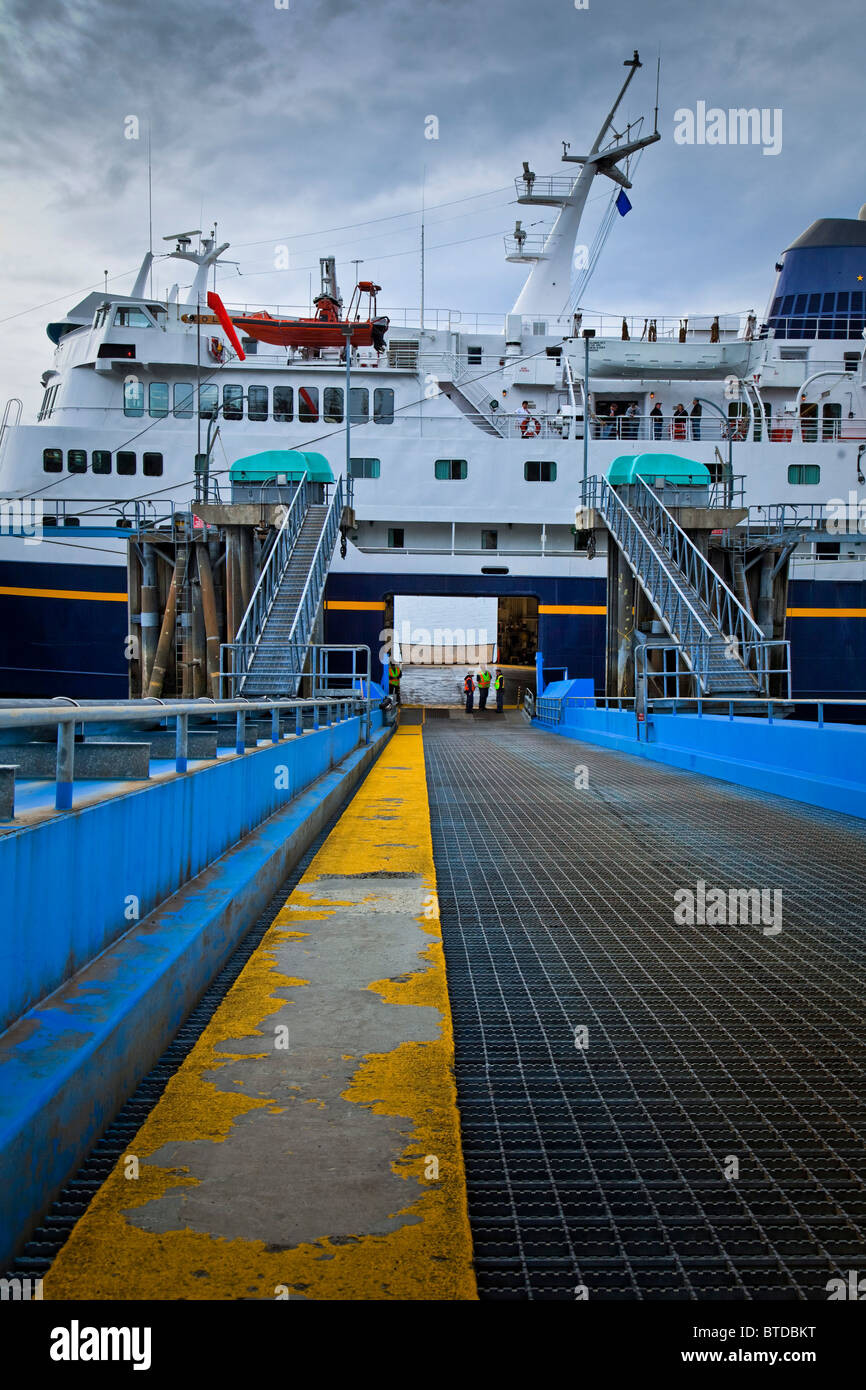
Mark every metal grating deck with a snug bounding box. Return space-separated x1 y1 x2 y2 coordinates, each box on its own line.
423 722 866 1300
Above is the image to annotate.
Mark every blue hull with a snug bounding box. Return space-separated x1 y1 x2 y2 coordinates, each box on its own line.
0 559 863 700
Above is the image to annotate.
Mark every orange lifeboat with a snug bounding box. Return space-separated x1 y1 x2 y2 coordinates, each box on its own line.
231 281 389 352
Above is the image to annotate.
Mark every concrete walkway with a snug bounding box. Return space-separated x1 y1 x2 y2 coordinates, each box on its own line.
45 728 476 1301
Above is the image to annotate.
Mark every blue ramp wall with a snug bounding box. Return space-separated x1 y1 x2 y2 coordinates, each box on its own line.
0 717 369 1033
534 704 866 821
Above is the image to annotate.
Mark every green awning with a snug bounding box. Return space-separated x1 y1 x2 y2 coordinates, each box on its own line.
605 453 711 485
229 449 335 483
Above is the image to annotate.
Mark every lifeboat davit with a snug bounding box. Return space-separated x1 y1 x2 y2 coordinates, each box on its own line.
231 281 389 352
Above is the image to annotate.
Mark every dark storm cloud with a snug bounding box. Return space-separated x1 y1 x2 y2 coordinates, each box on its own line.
2 0 865 410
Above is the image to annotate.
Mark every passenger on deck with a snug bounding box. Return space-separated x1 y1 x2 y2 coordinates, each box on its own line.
690 398 702 440
623 403 639 439
477 667 492 710
603 405 618 439
650 401 664 439
672 403 688 439
463 672 475 713
388 661 402 706
494 670 505 714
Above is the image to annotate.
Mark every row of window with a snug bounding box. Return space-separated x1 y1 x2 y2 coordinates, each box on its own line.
122 382 396 424
384 528 568 551
43 449 163 476
348 458 559 482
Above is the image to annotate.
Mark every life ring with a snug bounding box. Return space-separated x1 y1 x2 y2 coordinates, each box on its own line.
520 416 541 437
208 337 225 362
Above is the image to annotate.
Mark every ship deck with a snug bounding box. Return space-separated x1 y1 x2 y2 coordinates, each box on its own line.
11 712 865 1301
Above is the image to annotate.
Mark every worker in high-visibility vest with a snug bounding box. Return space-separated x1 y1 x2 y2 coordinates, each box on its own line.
494 669 505 714
477 667 492 710
463 671 475 713
388 661 402 706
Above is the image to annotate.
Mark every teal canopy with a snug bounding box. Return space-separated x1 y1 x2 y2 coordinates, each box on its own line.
605 453 711 486
230 449 335 483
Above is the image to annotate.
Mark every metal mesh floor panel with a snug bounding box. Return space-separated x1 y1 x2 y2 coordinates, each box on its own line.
423 723 866 1300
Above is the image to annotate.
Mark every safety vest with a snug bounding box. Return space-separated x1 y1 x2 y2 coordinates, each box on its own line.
389 665 401 686
494 675 504 690
464 675 474 693
478 671 492 688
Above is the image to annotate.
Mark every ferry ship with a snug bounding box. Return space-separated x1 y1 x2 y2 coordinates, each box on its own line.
1 50 864 700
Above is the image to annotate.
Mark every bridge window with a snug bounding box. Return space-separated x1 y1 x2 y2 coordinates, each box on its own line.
117 451 136 475
248 386 268 421
148 382 169 418
67 449 87 474
349 387 369 423
92 450 112 475
434 459 467 480
374 387 394 424
349 457 381 479
123 380 144 417
524 460 557 481
273 386 293 422
42 448 62 472
481 529 498 550
199 384 218 419
323 387 343 423
787 464 820 485
223 384 243 420
388 528 404 548
114 307 152 328
143 452 163 477
298 386 319 423
174 382 194 418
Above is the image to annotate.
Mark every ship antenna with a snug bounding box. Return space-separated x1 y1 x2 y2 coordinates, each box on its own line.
147 122 154 296
420 164 426 333
654 49 661 135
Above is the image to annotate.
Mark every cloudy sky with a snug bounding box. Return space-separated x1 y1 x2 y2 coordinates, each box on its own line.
1 0 864 413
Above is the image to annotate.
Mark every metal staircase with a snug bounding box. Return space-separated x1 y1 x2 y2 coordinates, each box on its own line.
438 357 506 437
594 476 770 695
225 477 343 697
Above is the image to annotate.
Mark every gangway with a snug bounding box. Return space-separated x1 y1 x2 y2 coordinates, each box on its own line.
221 477 344 697
584 474 779 696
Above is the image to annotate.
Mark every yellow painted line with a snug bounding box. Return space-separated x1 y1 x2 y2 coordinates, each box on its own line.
538 603 607 615
786 607 866 618
0 585 128 603
324 600 386 611
45 728 476 1301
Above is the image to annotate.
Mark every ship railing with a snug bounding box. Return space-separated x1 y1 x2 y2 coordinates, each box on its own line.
5 496 187 537
559 312 750 341
535 692 864 725
635 638 791 705
0 665 373 815
759 313 866 341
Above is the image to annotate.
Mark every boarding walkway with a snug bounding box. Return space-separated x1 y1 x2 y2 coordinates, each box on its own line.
20 718 866 1300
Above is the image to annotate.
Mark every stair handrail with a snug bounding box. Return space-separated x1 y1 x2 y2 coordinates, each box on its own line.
234 475 309 660
599 480 717 644
630 475 767 670
282 478 344 688
597 481 752 693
